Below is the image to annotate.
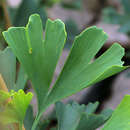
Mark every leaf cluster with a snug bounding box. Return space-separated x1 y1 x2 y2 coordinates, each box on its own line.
0 13 129 130
2 13 128 129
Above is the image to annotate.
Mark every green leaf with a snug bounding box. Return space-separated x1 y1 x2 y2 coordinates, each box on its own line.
55 101 112 130
0 90 33 126
45 33 127 110
56 102 85 130
24 105 34 130
15 66 28 91
0 28 5 50
76 110 112 130
3 14 66 115
85 102 99 114
65 19 79 46
2 14 127 129
102 95 130 130
0 47 16 90
0 47 27 91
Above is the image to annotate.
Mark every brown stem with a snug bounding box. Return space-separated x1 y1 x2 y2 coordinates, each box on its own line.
1 0 12 29
14 123 25 130
0 74 8 92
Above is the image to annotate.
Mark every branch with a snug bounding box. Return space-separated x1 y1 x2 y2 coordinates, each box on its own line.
1 0 12 29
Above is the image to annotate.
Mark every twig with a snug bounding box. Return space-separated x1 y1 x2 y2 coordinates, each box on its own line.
1 0 12 28
0 74 8 92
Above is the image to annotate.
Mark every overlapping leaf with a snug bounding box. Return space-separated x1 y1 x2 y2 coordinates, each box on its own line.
3 14 127 129
0 47 27 91
103 95 130 130
24 105 34 130
55 101 112 130
65 19 79 46
0 28 5 50
0 89 33 127
15 66 28 91
0 47 16 90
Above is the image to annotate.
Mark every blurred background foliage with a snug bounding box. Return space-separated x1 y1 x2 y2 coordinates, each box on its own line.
103 0 130 36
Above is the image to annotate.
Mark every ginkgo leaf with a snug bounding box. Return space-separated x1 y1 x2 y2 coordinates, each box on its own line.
3 14 66 116
55 101 112 130
15 66 28 91
0 89 33 127
45 34 127 110
2 14 127 129
85 102 99 114
102 95 130 130
0 47 28 91
0 47 16 90
24 105 34 130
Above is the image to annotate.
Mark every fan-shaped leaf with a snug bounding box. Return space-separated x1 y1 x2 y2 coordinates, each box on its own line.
103 95 130 130
55 101 112 130
0 47 28 91
0 90 33 126
0 47 16 90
